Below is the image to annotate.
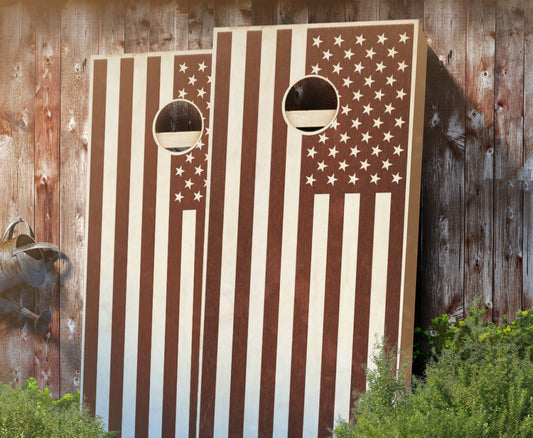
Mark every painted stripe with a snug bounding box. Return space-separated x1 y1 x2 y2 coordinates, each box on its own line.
121 54 147 438
333 194 360 422
351 193 375 397
148 53 174 438
108 57 134 434
199 32 232 437
213 28 247 438
175 209 197 438
302 194 330 438
257 28 292 437
83 58 107 415
242 27 277 437
135 55 161 438
318 195 345 436
228 30 262 437
95 56 121 427
366 193 392 373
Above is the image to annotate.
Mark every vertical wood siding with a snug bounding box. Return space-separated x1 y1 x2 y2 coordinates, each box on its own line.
0 0 530 400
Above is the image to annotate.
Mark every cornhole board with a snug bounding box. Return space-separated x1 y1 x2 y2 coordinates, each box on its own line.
82 50 211 438
199 20 426 437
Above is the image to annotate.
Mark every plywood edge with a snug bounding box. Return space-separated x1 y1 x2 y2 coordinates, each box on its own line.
398 21 427 376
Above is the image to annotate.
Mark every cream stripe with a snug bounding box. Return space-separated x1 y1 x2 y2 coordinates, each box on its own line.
242 27 277 437
272 26 307 437
175 209 196 438
95 56 121 428
121 55 147 438
333 194 360 421
148 53 174 438
367 193 392 373
302 194 330 438
213 29 247 438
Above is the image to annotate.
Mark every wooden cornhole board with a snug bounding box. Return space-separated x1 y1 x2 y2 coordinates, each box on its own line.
82 50 211 438
199 20 426 437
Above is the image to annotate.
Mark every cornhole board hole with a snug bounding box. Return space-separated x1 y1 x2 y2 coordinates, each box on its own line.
82 50 211 438
199 20 426 437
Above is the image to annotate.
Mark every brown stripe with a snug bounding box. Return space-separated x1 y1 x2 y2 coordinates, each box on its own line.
83 58 107 416
162 204 183 437
228 30 263 437
135 56 161 438
350 192 376 400
108 57 134 435
189 211 205 438
384 190 406 348
287 187 314 438
257 28 293 437
199 32 232 437
317 195 345 437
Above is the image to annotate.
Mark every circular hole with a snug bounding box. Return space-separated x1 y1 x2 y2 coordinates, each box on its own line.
152 99 204 154
283 75 339 134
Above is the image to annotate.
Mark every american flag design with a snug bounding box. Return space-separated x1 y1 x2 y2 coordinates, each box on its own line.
199 21 425 438
82 50 211 438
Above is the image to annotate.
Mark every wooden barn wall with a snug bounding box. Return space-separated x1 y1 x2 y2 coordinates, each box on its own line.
0 0 529 397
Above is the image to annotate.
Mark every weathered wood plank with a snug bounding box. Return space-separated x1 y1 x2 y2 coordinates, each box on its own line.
276 0 308 24
345 0 378 22
308 0 345 23
523 0 533 310
493 0 524 322
150 0 188 52
464 0 495 318
98 0 126 55
34 0 61 397
60 0 99 396
215 0 252 27
251 0 275 25
0 0 36 388
125 0 151 53
378 0 424 21
420 0 466 326
189 0 214 48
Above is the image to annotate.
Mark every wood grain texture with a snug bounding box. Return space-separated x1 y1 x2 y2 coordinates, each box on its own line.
150 0 188 51
59 0 99 396
34 0 61 397
493 0 524 323
215 0 252 27
308 0 346 23
125 0 151 53
276 0 308 24
98 0 126 55
0 0 36 388
465 0 495 318
189 0 214 48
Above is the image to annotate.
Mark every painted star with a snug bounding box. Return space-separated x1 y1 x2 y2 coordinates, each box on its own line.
207 75 212 83
375 61 386 73
188 75 197 85
387 47 398 58
306 174 316 185
372 145 382 156
350 146 360 157
328 146 339 158
319 133 328 144
178 88 187 98
338 160 349 171
382 159 392 170
194 165 204 175
322 49 333 60
365 47 376 59
343 76 353 87
364 75 375 87
393 145 404 155
185 178 194 189
399 32 410 43
362 131 372 143
377 33 388 44
311 64 321 74
327 173 338 185
370 173 381 184
196 139 205 149
175 166 184 177
317 160 328 171
332 63 343 74
175 192 184 202
392 172 403 183
351 118 361 129
334 34 344 46
197 87 206 98
179 62 188 73
186 152 195 163
330 119 340 130
360 159 370 170
362 103 373 115
383 131 393 142
355 34 366 45
198 61 207 72
396 88 407 100
312 35 323 47
341 104 352 115
354 62 364 73
349 173 359 185
193 191 203 202
386 75 397 86
307 147 317 158
353 90 363 101
374 89 385 100
373 117 384 128
384 103 395 114
395 117 406 128
344 48 354 59
398 60 408 72
340 132 350 143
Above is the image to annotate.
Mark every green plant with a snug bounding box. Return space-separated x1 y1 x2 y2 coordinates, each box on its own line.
333 304 533 437
0 378 114 437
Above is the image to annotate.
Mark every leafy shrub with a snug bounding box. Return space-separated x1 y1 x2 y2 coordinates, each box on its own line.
0 378 114 437
333 305 533 437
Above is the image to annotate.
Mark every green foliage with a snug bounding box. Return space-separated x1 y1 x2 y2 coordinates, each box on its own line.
333 305 533 438
0 378 114 437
